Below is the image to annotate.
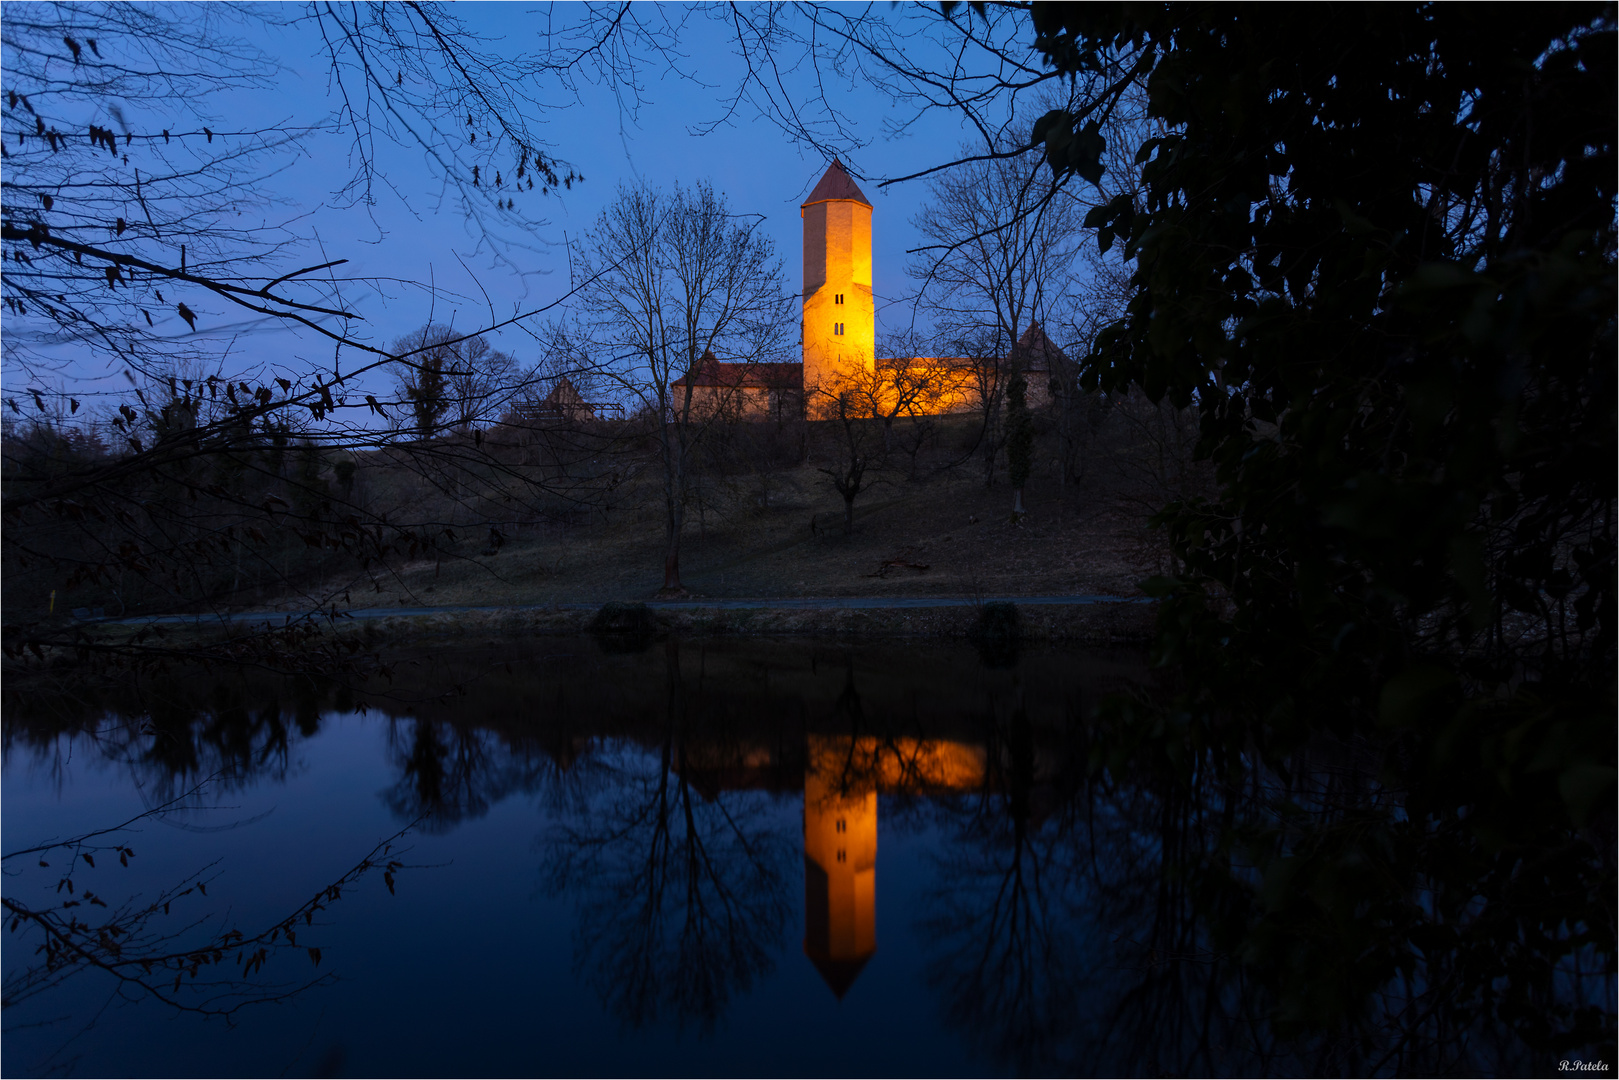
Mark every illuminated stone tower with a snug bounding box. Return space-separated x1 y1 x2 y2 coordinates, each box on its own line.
801 160 875 400
802 736 878 998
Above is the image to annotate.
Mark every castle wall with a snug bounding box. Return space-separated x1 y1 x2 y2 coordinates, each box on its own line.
674 385 774 420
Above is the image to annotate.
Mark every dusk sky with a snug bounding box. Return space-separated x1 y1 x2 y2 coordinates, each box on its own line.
51 4 1001 402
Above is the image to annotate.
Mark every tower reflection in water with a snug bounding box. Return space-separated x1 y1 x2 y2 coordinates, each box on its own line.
801 735 985 998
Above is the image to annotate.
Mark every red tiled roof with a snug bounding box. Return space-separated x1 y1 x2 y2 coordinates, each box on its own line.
672 349 803 388
803 159 871 208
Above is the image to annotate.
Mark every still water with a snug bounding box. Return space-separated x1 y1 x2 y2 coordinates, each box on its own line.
2 636 1610 1077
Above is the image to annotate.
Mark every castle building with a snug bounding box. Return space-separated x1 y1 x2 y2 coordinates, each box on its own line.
672 160 1069 418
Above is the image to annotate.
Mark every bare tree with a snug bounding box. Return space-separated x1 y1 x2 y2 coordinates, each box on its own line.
2 773 422 1022
555 181 793 595
806 346 968 532
812 384 884 536
0 2 636 668
0 2 593 385
910 140 1085 487
443 339 521 433
388 324 521 437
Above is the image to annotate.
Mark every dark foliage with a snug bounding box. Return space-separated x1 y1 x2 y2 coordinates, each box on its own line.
590 600 658 637
969 601 1021 668
1030 1 1616 1058
1004 368 1033 514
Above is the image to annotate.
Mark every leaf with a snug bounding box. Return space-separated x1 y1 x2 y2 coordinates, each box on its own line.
1559 764 1617 826
1082 203 1113 229
384 871 395 896
308 947 322 966
1070 121 1106 186
1378 664 1456 729
82 853 94 868
1030 108 1071 146
176 302 196 330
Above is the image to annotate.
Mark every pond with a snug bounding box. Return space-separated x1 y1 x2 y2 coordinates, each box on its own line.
2 636 1611 1077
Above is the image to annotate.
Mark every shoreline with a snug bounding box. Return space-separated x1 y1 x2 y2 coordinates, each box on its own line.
338 599 1158 646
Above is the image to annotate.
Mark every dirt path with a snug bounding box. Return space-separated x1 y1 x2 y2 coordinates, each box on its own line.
99 593 1150 627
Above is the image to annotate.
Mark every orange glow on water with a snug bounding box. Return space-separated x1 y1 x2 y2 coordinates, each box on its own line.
801 736 984 997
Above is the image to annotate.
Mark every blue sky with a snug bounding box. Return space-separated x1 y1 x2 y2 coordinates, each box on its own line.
185 5 986 394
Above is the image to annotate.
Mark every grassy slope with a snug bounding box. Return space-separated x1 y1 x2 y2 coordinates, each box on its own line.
3 413 1178 618
337 454 1159 610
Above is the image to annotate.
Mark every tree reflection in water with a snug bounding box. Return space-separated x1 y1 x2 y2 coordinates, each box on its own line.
917 706 1088 1075
541 640 795 1031
915 682 1614 1076
3 638 1608 1074
384 717 562 833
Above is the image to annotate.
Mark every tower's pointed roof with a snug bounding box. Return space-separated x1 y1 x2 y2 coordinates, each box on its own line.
804 944 875 1000
803 159 872 208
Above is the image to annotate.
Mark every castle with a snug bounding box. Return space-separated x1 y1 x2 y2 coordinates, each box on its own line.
673 160 1067 418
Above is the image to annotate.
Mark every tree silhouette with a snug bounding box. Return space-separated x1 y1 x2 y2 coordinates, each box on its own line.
552 182 795 594
540 641 794 1031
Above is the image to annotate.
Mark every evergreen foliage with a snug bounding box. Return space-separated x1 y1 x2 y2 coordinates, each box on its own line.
1004 367 1033 510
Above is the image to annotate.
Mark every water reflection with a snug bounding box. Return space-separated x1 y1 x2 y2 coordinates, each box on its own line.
536 641 795 1033
3 637 1609 1077
803 735 985 998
